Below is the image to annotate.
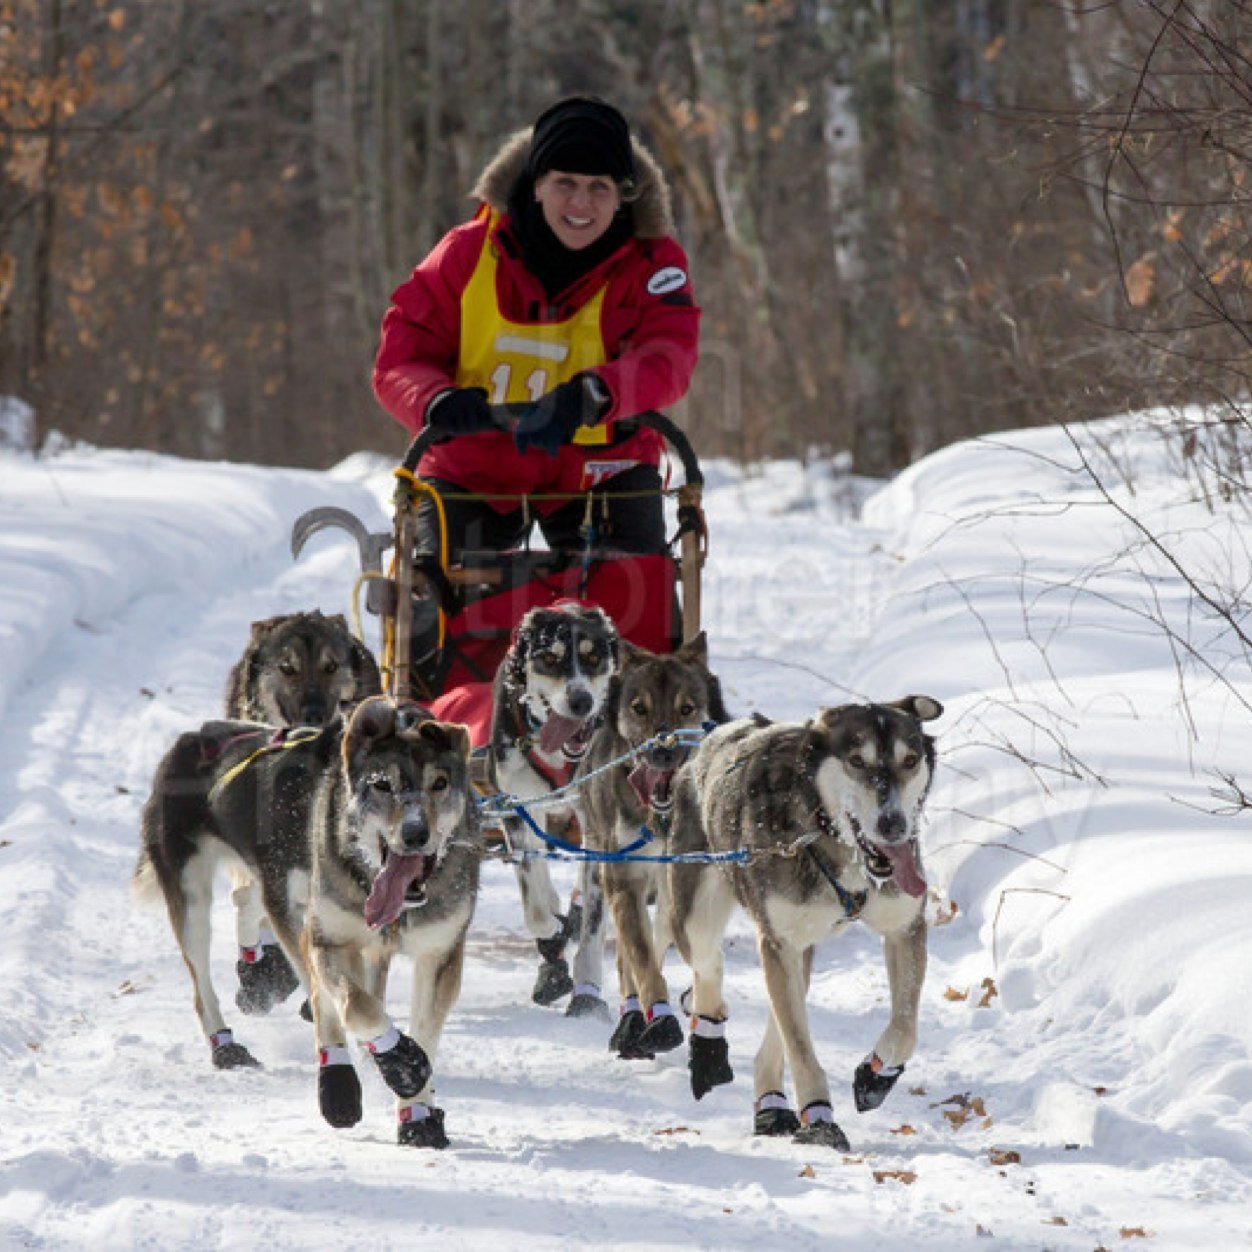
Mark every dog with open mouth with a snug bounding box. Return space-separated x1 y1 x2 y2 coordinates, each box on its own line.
667 697 943 1150
488 603 620 1011
576 633 729 1056
305 696 480 1149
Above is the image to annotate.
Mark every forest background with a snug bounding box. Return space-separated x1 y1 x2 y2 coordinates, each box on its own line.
2 0 1249 475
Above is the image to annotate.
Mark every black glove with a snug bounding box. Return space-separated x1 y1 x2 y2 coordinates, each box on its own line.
512 377 606 457
425 387 495 436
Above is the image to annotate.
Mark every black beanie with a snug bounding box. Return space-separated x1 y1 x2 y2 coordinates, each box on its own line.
527 97 635 184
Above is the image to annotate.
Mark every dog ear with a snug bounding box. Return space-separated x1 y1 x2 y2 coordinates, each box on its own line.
345 696 396 764
677 630 708 664
249 614 289 642
814 705 856 735
703 670 731 726
887 695 944 723
348 635 383 697
418 719 472 761
504 621 532 689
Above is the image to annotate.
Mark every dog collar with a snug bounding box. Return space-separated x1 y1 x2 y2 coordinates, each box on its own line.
810 808 867 919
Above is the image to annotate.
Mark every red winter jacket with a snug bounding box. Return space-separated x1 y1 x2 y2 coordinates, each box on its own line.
372 131 700 511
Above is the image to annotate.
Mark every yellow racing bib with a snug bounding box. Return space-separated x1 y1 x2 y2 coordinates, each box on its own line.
456 216 611 446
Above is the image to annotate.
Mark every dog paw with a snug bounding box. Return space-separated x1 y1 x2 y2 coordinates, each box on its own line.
211 1038 260 1070
609 1008 652 1059
566 992 611 1021
370 1033 432 1099
853 1055 904 1112
792 1117 851 1151
688 1034 733 1100
398 1106 449 1150
636 1011 684 1056
235 945 300 1016
753 1106 801 1137
532 958 574 1006
318 1064 362 1128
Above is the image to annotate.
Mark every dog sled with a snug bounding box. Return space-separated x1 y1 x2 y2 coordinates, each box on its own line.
290 409 707 746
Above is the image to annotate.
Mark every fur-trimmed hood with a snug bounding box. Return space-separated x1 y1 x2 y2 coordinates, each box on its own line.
471 128 674 240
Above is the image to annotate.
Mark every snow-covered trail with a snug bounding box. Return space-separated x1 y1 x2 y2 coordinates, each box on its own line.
2 443 1250 1250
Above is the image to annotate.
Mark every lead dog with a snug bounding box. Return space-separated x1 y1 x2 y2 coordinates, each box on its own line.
488 603 619 1009
577 633 729 1056
668 697 942 1148
305 696 480 1149
224 611 382 1016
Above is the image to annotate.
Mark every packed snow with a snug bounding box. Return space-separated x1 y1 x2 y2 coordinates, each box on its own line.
1 413 1250 1250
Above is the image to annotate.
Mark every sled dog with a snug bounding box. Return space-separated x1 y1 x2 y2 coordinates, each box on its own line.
488 603 620 1011
305 696 480 1149
135 712 343 1069
577 634 729 1057
226 609 381 726
668 697 943 1149
224 610 382 1016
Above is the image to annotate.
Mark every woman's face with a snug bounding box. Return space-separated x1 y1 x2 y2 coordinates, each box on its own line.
533 171 622 251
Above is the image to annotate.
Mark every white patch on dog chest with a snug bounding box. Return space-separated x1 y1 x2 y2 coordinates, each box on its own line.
398 906 469 957
860 887 924 936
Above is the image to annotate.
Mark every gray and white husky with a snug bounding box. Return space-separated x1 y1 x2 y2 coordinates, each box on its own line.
577 633 729 1056
305 696 480 1149
668 696 943 1149
487 603 619 1010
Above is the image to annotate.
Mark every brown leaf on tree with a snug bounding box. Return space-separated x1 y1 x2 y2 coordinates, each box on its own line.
1124 255 1156 307
1119 1228 1152 1240
798 1164 816 1178
977 978 998 1008
890 1124 917 1136
944 985 969 1002
1044 1216 1069 1227
988 1148 1021 1166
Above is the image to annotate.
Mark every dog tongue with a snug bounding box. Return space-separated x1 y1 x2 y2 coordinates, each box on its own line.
364 853 428 930
884 842 927 898
538 713 585 755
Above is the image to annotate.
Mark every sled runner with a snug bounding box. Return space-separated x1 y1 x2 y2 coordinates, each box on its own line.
290 408 707 748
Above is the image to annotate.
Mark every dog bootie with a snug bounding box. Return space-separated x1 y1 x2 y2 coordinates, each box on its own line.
318 1050 362 1128
366 1028 432 1099
532 922 575 1006
688 1018 733 1100
209 1029 259 1070
853 1053 904 1112
566 982 611 1021
610 1004 652 1059
635 1003 684 1056
753 1091 800 1137
792 1102 851 1151
235 941 300 1016
398 1104 449 1150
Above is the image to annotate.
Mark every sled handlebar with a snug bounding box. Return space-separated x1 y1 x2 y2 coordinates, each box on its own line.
400 407 702 488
